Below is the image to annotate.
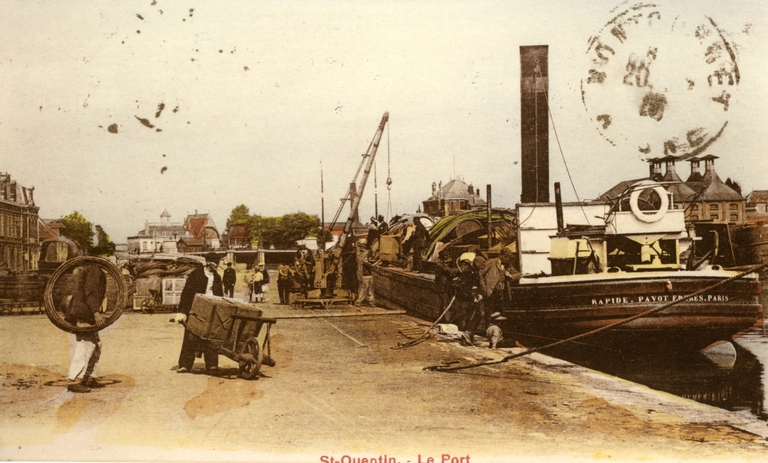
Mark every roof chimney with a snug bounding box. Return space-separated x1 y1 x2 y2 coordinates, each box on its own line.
686 157 702 182
647 158 663 182
702 154 718 173
520 45 549 203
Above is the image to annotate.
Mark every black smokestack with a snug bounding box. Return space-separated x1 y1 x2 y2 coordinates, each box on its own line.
520 45 549 203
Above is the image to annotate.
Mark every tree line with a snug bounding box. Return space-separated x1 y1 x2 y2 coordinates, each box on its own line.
224 204 323 249
56 205 324 256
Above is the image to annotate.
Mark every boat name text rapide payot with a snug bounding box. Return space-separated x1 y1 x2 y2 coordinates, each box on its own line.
591 294 731 305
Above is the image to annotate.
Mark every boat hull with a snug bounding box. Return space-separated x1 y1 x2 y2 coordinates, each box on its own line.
372 266 764 355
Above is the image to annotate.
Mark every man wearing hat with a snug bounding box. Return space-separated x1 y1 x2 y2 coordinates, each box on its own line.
355 239 378 307
222 262 236 298
174 253 223 374
486 312 507 349
452 252 482 346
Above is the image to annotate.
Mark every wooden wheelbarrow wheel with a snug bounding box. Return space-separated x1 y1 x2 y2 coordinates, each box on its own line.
238 336 263 380
288 292 306 309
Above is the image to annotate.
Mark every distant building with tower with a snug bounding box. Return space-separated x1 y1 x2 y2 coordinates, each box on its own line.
127 209 221 255
422 178 486 218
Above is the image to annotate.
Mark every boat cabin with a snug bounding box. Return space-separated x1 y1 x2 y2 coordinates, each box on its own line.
519 181 692 277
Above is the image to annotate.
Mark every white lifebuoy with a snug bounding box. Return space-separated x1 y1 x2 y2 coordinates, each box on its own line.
629 181 669 223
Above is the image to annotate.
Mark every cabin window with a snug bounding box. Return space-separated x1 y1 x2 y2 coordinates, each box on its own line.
709 204 719 211
729 203 739 210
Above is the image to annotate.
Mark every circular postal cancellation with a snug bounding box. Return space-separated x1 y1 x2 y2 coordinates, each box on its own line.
44 256 128 334
580 1 741 160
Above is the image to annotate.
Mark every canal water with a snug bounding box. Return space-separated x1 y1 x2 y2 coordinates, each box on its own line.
560 322 767 421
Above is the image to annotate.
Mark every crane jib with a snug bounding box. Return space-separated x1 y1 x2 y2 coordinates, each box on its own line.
339 112 389 249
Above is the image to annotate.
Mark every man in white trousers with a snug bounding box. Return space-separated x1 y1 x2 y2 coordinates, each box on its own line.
64 263 108 393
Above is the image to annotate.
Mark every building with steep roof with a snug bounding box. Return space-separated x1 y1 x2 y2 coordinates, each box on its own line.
598 156 746 226
127 209 188 255
0 172 39 275
184 210 221 250
744 190 768 226
685 156 746 224
659 156 698 203
421 178 487 218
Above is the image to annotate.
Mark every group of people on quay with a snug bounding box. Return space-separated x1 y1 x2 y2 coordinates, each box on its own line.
54 215 519 393
436 247 521 348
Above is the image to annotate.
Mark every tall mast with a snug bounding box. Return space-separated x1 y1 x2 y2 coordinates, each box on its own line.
320 161 325 243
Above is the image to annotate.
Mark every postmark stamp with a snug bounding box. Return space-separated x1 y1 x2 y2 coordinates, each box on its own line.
581 1 741 160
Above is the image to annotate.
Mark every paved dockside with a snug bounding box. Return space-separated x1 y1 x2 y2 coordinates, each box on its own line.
2 288 768 462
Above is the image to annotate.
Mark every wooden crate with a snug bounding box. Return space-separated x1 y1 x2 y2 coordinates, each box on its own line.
186 294 263 344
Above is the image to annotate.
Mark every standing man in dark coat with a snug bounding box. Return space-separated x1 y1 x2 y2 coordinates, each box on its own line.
222 262 236 298
435 253 458 323
277 263 291 304
410 219 429 273
452 253 482 346
174 254 223 374
65 263 108 393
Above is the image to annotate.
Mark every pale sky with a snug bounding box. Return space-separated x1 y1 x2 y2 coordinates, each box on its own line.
2 0 766 242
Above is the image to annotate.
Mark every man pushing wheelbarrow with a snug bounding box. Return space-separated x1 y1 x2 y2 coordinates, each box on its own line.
172 254 277 379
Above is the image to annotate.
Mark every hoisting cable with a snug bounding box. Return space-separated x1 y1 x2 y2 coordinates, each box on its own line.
424 259 768 372
374 157 379 220
385 120 393 221
535 65 590 225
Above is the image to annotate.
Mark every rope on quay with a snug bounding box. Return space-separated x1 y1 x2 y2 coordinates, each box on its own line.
424 260 768 372
394 296 456 349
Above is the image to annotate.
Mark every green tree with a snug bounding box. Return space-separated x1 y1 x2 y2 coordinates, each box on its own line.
224 206 321 249
60 211 94 252
91 225 116 256
225 204 254 246
278 213 320 248
227 204 251 227
253 215 278 248
259 213 319 249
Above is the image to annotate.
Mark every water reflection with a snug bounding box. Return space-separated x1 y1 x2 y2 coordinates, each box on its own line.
556 328 767 420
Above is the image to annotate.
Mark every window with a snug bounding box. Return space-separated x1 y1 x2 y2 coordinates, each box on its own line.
692 204 699 211
690 215 699 221
709 204 719 211
729 214 738 222
729 203 739 210
711 214 719 220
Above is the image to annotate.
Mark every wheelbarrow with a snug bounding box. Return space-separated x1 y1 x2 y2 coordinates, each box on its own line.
176 294 278 379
